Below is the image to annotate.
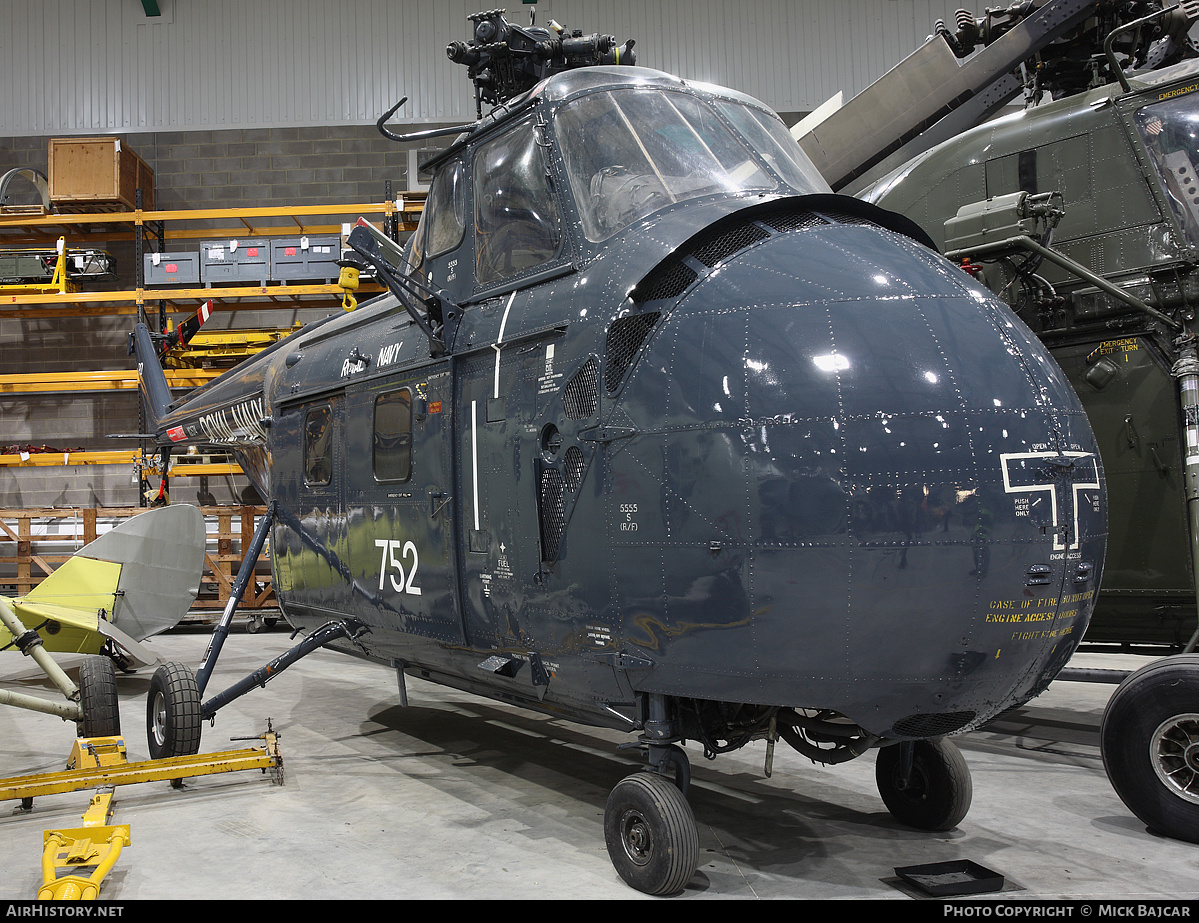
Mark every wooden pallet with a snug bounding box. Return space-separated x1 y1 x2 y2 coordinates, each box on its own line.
49 201 139 215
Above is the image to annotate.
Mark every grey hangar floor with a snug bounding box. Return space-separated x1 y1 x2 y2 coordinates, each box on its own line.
0 627 1195 901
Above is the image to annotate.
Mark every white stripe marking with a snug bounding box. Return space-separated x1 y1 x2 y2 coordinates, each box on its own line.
493 291 517 399
471 400 480 532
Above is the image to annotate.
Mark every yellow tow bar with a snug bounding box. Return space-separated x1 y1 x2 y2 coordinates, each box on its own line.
0 729 283 900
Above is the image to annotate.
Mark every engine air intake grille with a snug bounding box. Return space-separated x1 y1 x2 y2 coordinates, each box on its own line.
538 466 566 562
631 260 697 304
564 446 585 492
562 355 599 420
760 210 830 234
891 711 977 738
690 221 770 267
605 312 660 393
814 209 881 229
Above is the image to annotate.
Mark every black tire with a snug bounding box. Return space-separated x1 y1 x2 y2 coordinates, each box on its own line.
604 772 699 896
77 655 121 738
875 738 972 831
146 661 202 760
1101 654 1199 844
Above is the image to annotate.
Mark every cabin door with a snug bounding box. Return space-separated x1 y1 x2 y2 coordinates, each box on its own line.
342 365 462 644
455 334 563 650
270 394 346 620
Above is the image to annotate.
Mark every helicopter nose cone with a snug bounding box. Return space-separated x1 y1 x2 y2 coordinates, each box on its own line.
608 205 1106 737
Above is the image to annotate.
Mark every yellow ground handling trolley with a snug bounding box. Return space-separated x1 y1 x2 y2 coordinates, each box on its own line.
0 727 282 900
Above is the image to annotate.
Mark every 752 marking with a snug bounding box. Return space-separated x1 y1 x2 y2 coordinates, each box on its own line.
375 539 422 595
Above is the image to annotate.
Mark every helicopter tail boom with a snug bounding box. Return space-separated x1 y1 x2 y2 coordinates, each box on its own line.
132 322 173 435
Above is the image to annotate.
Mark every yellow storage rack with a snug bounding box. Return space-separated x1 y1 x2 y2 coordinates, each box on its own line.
0 199 425 318
0 197 424 482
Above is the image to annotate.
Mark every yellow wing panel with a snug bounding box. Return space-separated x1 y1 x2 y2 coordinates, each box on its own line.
0 557 120 654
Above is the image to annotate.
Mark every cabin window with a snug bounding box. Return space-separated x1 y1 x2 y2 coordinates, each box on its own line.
713 100 831 194
426 160 467 258
1135 97 1199 248
373 389 413 482
473 121 562 285
304 406 333 486
556 88 786 242
402 205 426 278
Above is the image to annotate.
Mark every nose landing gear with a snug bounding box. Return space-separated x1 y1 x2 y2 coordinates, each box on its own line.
875 738 973 832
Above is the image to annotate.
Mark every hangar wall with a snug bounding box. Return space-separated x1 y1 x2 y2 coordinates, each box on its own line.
0 0 963 510
0 0 968 133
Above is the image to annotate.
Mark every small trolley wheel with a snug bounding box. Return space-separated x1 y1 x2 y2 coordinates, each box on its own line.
146 661 202 761
604 771 699 896
1101 654 1199 844
875 737 972 831
77 655 121 738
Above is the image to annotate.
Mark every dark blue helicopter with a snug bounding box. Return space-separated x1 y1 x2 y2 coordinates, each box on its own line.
132 11 1107 895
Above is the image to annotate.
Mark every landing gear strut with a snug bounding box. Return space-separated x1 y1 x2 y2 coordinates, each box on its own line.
143 502 368 766
604 694 700 895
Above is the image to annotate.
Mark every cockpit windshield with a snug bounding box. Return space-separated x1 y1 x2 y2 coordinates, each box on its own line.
555 87 830 242
1135 95 1199 248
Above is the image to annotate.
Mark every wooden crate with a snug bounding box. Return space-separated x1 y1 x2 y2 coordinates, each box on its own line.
47 137 155 211
0 505 275 617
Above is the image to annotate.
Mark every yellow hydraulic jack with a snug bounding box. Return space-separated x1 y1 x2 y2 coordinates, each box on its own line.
0 727 283 900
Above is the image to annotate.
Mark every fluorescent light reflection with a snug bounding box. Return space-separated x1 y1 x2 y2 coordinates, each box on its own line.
813 353 850 373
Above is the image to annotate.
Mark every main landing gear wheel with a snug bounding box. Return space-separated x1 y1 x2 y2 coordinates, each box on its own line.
147 661 202 762
604 771 699 896
875 737 972 831
1101 654 1199 844
76 654 121 738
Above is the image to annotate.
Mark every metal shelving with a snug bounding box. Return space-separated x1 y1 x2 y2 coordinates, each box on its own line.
0 199 423 246
0 199 424 319
0 368 222 394
1 198 424 490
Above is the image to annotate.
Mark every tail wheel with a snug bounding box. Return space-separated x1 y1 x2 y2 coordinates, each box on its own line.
1101 654 1199 844
604 772 699 896
146 661 202 761
77 655 121 738
875 737 972 831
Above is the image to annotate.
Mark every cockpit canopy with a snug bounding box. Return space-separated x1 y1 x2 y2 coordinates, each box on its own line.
1134 93 1199 249
403 67 832 293
556 85 828 242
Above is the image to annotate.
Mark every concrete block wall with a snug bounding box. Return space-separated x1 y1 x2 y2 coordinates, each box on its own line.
0 124 428 510
1 124 415 210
